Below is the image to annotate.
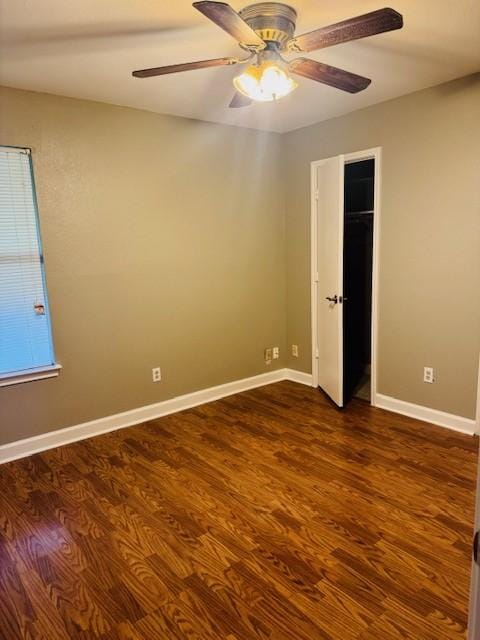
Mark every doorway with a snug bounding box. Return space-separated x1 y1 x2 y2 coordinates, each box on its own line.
343 158 374 404
311 147 381 408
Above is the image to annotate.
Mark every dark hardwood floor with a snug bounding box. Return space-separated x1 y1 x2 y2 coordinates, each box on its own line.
0 381 477 639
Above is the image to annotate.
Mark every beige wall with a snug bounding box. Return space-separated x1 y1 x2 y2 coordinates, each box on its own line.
0 87 286 445
285 74 480 419
0 75 479 447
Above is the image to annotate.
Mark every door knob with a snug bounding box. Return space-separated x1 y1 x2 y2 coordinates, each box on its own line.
325 295 338 304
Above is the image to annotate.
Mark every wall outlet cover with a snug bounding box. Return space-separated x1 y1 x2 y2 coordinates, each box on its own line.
152 367 161 383
264 348 272 365
272 347 280 360
292 344 299 357
423 367 434 383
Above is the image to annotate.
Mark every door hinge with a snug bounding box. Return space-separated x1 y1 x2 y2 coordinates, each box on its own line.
314 271 319 283
315 190 319 201
315 347 319 359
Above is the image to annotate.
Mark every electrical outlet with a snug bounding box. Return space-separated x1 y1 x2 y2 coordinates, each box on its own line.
423 367 434 383
272 346 280 360
292 344 299 357
264 348 272 364
152 367 161 383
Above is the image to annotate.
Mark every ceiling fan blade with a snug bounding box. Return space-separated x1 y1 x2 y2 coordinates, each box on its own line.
289 58 371 93
287 8 403 53
193 1 266 49
229 92 252 108
132 56 238 78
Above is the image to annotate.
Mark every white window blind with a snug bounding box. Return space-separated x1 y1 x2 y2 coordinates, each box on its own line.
0 146 55 376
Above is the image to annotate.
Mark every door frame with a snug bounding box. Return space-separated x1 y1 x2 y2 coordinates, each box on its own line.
311 146 382 405
468 354 480 639
468 450 480 640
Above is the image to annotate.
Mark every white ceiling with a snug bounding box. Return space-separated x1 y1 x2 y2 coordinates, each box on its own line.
1 0 479 132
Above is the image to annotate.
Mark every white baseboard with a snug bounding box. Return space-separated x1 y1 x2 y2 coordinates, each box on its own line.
4 371 472 465
375 393 477 436
0 368 311 464
284 368 314 386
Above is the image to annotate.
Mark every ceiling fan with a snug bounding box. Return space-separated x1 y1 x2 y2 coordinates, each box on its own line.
132 1 403 107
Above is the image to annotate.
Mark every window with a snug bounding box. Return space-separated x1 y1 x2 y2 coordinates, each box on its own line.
0 146 59 385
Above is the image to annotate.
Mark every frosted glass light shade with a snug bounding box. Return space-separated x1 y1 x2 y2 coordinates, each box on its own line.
233 61 297 102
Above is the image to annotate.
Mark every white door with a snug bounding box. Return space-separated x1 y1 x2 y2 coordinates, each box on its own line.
315 155 344 407
469 448 480 640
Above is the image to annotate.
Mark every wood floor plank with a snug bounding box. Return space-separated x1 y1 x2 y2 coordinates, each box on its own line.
0 380 476 639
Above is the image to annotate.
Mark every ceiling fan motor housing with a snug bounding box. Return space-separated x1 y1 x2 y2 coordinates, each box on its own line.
239 2 297 50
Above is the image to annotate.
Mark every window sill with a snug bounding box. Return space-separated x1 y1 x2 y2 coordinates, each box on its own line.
0 364 62 388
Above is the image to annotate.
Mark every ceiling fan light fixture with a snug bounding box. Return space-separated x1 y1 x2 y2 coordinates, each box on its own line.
233 60 297 102
133 3 403 107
